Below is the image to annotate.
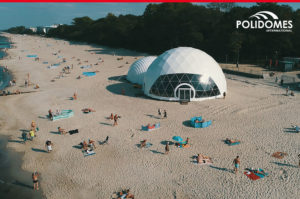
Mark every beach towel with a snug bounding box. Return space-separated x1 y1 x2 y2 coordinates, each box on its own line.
53 63 60 66
225 140 241 146
141 123 160 131
244 169 269 180
244 171 261 180
27 55 37 58
80 65 91 69
69 129 79 135
82 72 96 77
83 150 95 157
52 110 74 121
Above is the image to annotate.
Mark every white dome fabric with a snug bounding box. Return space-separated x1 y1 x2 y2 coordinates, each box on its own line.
127 56 157 85
144 47 227 101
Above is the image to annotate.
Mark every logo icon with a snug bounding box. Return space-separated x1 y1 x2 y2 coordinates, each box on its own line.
236 11 293 32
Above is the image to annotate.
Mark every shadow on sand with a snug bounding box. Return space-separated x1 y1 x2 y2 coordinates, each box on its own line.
106 82 146 99
12 180 33 189
271 161 298 168
209 165 232 173
31 148 48 153
182 120 192 127
150 150 164 155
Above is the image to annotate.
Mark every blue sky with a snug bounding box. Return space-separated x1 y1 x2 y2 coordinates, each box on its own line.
0 3 299 30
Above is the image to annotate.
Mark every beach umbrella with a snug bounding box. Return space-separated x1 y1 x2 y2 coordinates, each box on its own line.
172 136 183 142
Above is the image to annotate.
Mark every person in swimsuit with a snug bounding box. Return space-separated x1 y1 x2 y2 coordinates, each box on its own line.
89 139 96 149
32 172 40 190
109 113 114 120
113 114 118 126
48 109 53 120
233 156 240 174
165 142 169 154
58 127 67 135
140 140 147 148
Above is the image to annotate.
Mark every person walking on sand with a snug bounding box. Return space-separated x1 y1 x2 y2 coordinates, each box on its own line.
286 87 289 96
22 131 28 144
165 142 170 154
45 140 53 153
298 154 300 168
158 108 162 117
163 110 167 119
233 156 240 174
32 172 40 191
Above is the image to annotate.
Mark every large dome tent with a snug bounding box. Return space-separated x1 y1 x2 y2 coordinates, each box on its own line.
143 47 227 101
126 56 157 85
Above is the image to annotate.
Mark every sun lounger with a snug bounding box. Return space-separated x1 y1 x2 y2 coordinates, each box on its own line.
83 150 95 157
52 110 74 121
141 123 160 131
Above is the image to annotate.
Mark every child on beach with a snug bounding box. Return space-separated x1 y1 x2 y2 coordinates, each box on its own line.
165 142 169 154
45 140 53 153
22 131 28 144
29 130 35 141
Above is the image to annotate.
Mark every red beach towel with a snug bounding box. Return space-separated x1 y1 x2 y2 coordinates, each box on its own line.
244 171 260 181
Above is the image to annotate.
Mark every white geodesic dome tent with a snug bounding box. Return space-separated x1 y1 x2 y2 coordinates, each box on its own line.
143 47 227 101
126 56 157 85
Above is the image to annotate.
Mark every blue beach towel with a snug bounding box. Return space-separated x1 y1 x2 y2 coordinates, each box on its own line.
83 150 96 157
27 55 37 58
82 72 96 77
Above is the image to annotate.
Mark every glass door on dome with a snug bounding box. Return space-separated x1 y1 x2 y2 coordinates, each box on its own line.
178 88 191 100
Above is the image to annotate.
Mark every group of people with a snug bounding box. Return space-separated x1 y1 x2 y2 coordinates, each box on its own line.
109 113 121 126
158 108 167 118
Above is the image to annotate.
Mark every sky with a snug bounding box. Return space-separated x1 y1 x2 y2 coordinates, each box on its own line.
0 3 300 30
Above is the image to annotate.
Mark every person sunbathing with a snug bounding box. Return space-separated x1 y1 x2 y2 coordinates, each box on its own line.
140 140 147 148
58 127 67 135
34 84 39 89
225 138 240 144
82 108 96 113
195 119 204 123
89 139 96 149
82 141 88 150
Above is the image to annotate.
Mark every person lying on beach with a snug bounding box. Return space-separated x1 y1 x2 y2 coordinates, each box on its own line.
34 84 39 89
77 75 81 79
80 141 88 150
89 139 96 149
118 189 134 199
82 108 96 113
58 127 67 135
195 119 205 123
140 140 147 148
225 138 240 144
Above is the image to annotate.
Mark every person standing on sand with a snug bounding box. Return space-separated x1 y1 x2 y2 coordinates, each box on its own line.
22 131 28 144
298 154 300 168
158 108 162 117
286 87 289 96
233 156 240 174
223 92 226 99
165 142 169 154
113 114 118 126
163 110 167 119
32 172 40 191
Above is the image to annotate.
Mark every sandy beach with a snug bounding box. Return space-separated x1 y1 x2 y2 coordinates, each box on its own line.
0 33 300 199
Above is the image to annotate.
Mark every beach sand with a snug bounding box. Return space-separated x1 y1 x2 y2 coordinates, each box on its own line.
0 33 300 199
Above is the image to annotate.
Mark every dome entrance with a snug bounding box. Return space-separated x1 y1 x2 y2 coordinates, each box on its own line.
175 83 195 101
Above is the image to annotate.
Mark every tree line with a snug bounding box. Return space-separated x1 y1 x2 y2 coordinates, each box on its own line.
6 3 300 65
